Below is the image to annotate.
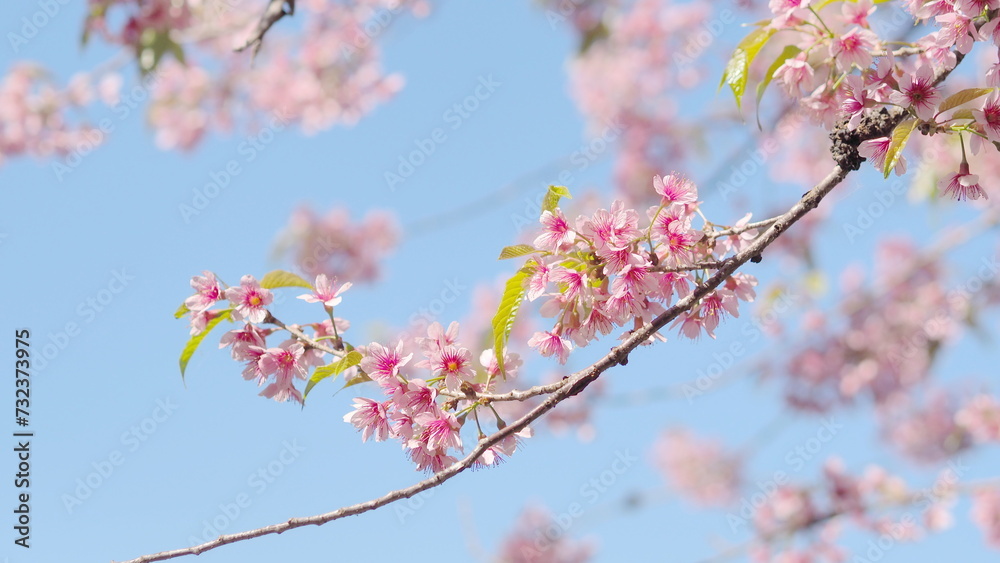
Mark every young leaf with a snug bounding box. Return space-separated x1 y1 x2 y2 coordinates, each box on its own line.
303 350 363 400
179 309 233 379
541 185 572 214
260 269 314 290
491 265 535 376
174 302 190 319
951 109 975 120
720 27 776 113
937 88 994 114
498 244 538 260
883 118 918 179
138 28 186 75
756 45 801 128
334 371 374 397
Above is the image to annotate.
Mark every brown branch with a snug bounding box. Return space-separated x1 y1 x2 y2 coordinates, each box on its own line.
236 0 294 59
115 164 850 563
118 46 970 563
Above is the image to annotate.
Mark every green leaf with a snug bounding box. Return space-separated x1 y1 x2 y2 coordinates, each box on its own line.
303 350 363 400
491 265 535 377
174 302 190 319
541 185 572 215
578 21 609 54
951 109 975 120
755 45 801 129
81 2 108 46
179 309 233 380
259 269 314 290
720 27 776 114
883 118 918 179
937 88 995 114
498 244 538 260
138 28 186 75
335 371 373 397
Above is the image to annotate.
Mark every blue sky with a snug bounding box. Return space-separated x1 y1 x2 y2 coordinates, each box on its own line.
2 2 1000 563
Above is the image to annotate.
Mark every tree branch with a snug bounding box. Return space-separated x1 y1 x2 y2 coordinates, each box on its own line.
119 45 970 563
236 0 294 59
115 163 850 563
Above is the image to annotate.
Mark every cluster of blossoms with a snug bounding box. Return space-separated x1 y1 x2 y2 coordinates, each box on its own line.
651 424 1000 555
650 428 743 506
0 0 429 165
647 418 1000 556
183 271 352 404
746 459 967 562
273 205 399 282
495 505 595 563
84 0 193 50
182 269 532 471
567 0 713 203
521 174 758 364
0 64 117 166
887 388 1000 463
776 239 1000 412
344 322 531 472
757 0 1000 199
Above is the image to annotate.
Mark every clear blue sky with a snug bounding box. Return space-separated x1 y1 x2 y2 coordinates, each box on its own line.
2 2 999 563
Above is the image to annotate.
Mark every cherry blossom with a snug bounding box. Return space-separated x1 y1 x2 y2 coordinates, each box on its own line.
225 274 274 324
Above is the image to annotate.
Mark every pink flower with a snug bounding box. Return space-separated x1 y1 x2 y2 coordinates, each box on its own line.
259 375 304 404
610 262 657 298
412 409 463 451
972 93 1000 151
343 397 393 442
476 428 532 467
939 162 988 201
219 323 268 361
550 267 587 301
956 394 1000 442
577 200 640 253
480 348 522 379
240 346 267 385
774 55 815 96
858 137 907 176
652 173 697 206
527 262 551 301
651 428 742 506
769 0 811 28
700 290 740 334
673 310 709 339
417 321 459 354
830 28 877 71
185 270 223 313
360 341 413 382
657 221 701 265
533 209 576 251
297 274 351 308
225 275 273 324
429 345 475 390
953 0 999 18
971 488 1000 548
396 379 438 415
934 12 979 54
259 342 310 381
840 75 870 129
528 330 573 364
188 309 218 336
888 64 941 121
407 445 456 473
841 0 875 27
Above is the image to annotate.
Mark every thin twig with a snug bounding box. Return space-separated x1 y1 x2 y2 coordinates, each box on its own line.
115 163 850 563
236 0 294 59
